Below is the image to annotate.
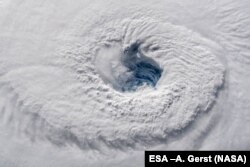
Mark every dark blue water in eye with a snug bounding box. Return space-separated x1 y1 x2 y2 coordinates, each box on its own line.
121 43 162 91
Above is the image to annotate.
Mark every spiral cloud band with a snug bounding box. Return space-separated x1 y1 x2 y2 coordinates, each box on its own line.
5 17 223 149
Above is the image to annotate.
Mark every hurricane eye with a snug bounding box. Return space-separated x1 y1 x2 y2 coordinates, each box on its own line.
95 42 162 92
120 43 162 91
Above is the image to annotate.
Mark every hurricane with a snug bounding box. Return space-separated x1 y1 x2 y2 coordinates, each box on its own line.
0 0 249 167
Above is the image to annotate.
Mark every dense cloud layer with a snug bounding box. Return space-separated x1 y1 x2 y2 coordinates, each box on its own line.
0 0 249 166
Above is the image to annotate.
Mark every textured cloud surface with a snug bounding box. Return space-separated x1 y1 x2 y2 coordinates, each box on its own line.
0 0 250 166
